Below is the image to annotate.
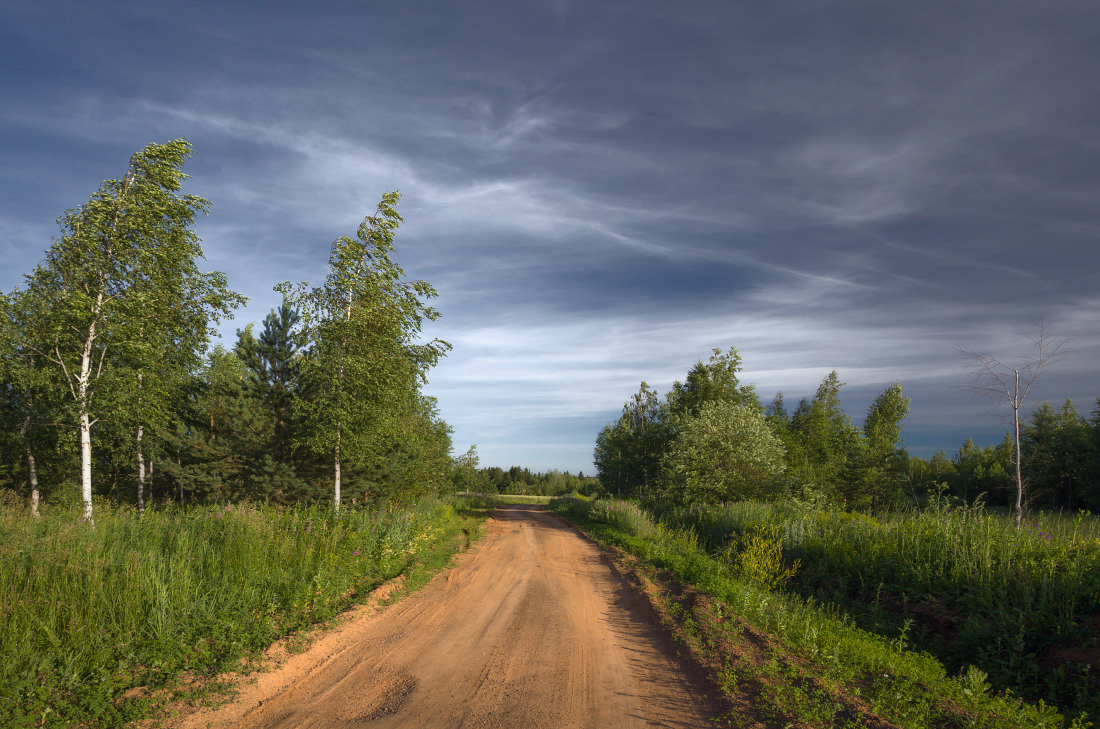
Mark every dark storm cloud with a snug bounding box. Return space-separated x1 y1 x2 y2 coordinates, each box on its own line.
1 0 1097 471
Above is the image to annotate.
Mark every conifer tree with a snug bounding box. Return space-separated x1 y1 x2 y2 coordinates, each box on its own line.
851 382 910 513
236 302 306 465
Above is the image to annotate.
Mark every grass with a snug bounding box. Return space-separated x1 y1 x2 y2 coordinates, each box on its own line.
648 495 1100 717
491 494 554 504
0 492 493 729
552 496 1090 729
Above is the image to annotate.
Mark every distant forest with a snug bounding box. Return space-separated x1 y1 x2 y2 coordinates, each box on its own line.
479 466 600 497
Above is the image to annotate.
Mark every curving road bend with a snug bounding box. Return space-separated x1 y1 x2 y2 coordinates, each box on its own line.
180 504 718 729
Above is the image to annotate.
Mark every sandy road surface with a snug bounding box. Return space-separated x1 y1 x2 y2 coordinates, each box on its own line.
179 504 718 728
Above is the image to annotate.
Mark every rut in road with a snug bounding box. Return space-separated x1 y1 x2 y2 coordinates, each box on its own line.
182 504 720 728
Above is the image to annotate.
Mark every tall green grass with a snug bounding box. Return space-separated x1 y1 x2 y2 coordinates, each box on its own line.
647 496 1100 718
554 496 1089 728
0 495 480 728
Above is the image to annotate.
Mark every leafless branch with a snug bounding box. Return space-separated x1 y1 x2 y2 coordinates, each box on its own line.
954 321 1071 529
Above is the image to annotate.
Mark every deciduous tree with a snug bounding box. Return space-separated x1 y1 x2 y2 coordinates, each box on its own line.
662 400 786 504
12 140 242 521
785 371 862 502
280 191 449 510
668 346 758 420
593 382 672 496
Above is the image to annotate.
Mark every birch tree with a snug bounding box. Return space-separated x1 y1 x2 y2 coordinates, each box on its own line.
281 191 449 510
14 139 243 521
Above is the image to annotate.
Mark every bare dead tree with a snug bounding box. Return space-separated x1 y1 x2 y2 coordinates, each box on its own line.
957 322 1069 529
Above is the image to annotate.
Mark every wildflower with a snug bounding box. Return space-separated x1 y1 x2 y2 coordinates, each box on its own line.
352 550 360 556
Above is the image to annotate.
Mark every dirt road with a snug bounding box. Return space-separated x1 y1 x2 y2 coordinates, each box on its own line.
179 504 719 728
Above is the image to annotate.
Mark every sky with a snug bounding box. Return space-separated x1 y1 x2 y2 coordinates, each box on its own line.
1 0 1098 474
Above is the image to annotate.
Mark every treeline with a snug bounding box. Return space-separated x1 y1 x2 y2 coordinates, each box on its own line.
913 399 1100 511
596 347 1100 512
479 466 600 496
449 444 600 497
0 140 453 518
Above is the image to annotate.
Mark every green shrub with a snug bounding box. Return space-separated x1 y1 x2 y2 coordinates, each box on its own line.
726 526 801 591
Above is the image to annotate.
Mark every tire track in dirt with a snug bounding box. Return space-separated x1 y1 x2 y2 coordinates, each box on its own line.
178 504 720 728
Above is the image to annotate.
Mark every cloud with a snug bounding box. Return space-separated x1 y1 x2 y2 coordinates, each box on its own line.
2 1 1098 474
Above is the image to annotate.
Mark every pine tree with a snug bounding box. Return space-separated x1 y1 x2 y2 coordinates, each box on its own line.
236 303 306 465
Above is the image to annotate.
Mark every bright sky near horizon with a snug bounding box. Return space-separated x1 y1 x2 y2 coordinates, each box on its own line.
2 1 1098 474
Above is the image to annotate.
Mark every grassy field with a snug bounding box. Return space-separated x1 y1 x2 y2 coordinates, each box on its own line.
491 493 554 504
552 495 1092 728
648 496 1100 718
0 493 495 729
456 492 554 504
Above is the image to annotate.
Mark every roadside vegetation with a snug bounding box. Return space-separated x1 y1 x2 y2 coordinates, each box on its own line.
553 496 1092 728
0 494 495 729
650 495 1100 717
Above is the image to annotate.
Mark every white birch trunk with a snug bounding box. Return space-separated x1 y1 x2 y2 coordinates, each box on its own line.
137 424 145 514
80 411 93 522
27 446 40 517
136 372 145 514
332 240 367 513
334 423 342 511
77 310 98 524
20 416 41 517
